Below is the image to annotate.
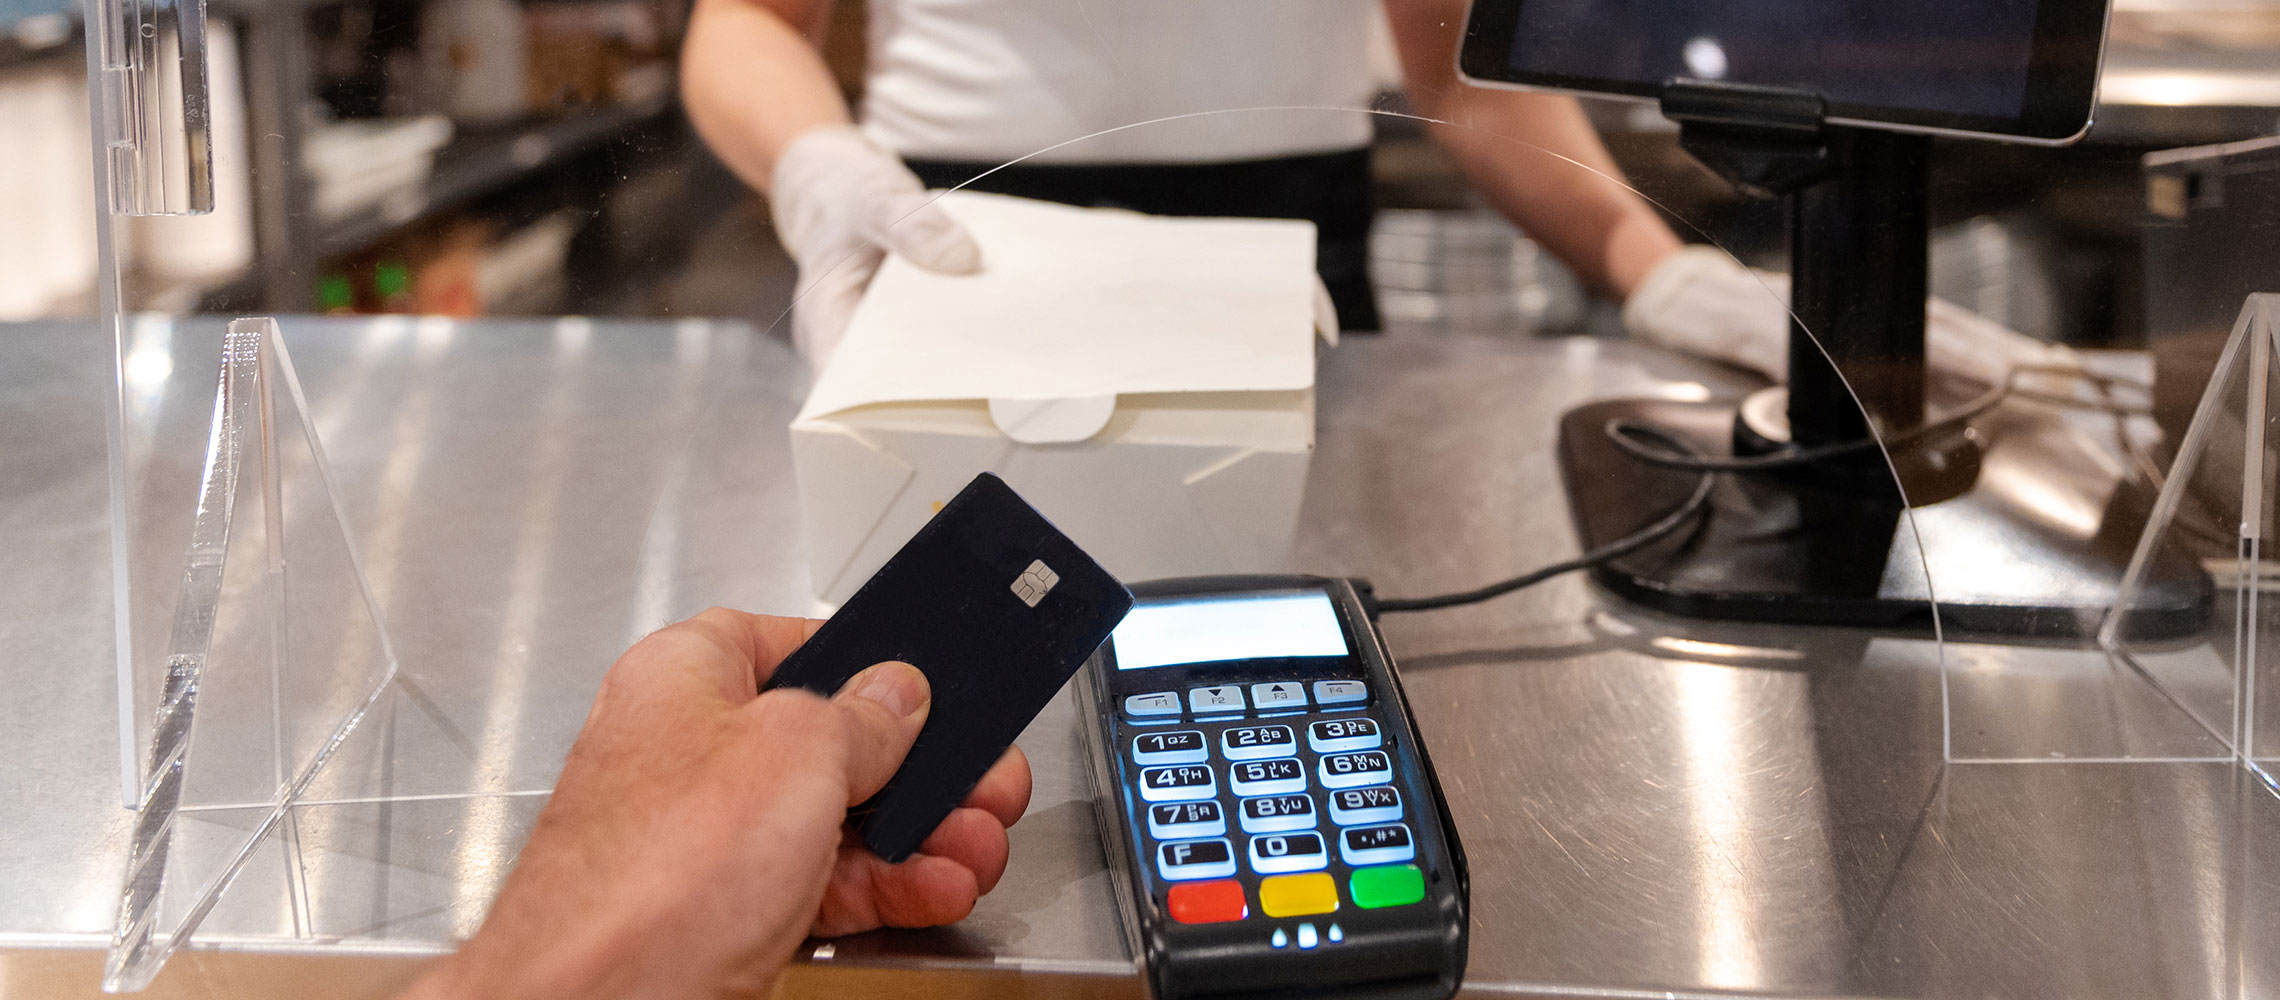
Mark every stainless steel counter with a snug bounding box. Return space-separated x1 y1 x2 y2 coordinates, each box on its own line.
3 317 2275 998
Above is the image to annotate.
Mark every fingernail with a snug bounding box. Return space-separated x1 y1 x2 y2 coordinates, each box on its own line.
848 661 928 718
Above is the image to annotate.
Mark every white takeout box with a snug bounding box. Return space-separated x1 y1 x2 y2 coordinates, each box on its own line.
790 191 1336 604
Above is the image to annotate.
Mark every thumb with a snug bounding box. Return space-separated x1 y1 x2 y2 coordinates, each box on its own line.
866 193 983 275
791 246 882 365
831 661 932 806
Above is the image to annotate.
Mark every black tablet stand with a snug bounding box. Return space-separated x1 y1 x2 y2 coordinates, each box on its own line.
1554 80 2209 636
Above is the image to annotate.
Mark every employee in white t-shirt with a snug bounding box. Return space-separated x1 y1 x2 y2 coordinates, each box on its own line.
678 0 2056 381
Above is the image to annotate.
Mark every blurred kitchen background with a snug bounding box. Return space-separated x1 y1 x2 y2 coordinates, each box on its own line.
1 0 2274 346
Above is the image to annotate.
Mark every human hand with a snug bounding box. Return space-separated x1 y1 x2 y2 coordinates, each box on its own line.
771 125 983 368
401 608 1032 1000
1621 245 2075 386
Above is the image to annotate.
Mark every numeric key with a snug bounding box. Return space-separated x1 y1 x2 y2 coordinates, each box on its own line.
1149 801 1226 839
1329 786 1402 825
1247 832 1329 874
1133 731 1208 765
1318 750 1392 789
1141 764 1217 802
1238 794 1317 834
1229 758 1306 796
1220 725 1296 761
1307 717 1381 753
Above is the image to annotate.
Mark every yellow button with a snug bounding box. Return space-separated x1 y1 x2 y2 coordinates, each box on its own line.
1258 873 1340 917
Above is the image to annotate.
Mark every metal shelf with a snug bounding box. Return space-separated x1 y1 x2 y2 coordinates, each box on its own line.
314 97 676 260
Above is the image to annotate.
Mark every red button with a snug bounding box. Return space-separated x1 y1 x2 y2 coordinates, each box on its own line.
1168 879 1248 923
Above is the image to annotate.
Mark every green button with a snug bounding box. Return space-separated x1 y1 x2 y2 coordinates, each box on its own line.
1348 863 1426 908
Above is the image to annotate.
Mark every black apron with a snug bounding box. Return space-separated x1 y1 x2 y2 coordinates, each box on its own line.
905 149 1380 332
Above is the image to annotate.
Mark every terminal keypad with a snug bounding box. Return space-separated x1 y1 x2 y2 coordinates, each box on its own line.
1121 678 1426 925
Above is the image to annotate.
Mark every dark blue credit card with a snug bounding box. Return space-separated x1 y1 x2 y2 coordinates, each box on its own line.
763 472 1134 862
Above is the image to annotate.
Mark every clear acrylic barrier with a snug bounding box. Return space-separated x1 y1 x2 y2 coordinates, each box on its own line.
10 0 2265 986
104 318 399 989
1930 180 2275 768
1928 339 2242 764
1913 124 2241 765
78 87 1947 992
833 108 1958 997
2104 294 2280 783
56 0 2269 982
81 0 422 982
91 313 781 986
86 0 214 216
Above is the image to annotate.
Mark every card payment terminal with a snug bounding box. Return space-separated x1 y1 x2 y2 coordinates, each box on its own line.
1075 576 1468 1000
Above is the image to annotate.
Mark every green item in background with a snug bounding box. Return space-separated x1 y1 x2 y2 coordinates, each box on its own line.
318 274 353 312
375 260 410 299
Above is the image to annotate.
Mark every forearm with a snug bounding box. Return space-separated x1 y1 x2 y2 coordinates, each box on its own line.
1423 90 1679 300
1380 0 1677 300
680 0 850 195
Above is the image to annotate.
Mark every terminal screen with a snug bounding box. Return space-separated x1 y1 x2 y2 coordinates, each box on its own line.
1111 591 1351 670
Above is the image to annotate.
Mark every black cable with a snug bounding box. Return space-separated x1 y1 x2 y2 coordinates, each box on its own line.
1606 374 2011 472
1605 419 1883 471
1369 365 2147 615
1370 425 1717 614
1603 365 2140 473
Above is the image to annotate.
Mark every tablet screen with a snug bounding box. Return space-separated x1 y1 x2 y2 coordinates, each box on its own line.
1460 0 2107 142
1504 0 2039 120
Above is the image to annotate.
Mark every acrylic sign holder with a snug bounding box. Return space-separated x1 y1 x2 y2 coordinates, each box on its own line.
102 320 402 990
84 0 408 984
2098 294 2280 786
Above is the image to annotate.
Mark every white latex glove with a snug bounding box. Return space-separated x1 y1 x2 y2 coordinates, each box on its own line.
1621 245 2075 387
771 125 982 365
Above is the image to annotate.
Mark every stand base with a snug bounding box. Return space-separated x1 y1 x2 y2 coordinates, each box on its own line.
1558 396 2213 639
